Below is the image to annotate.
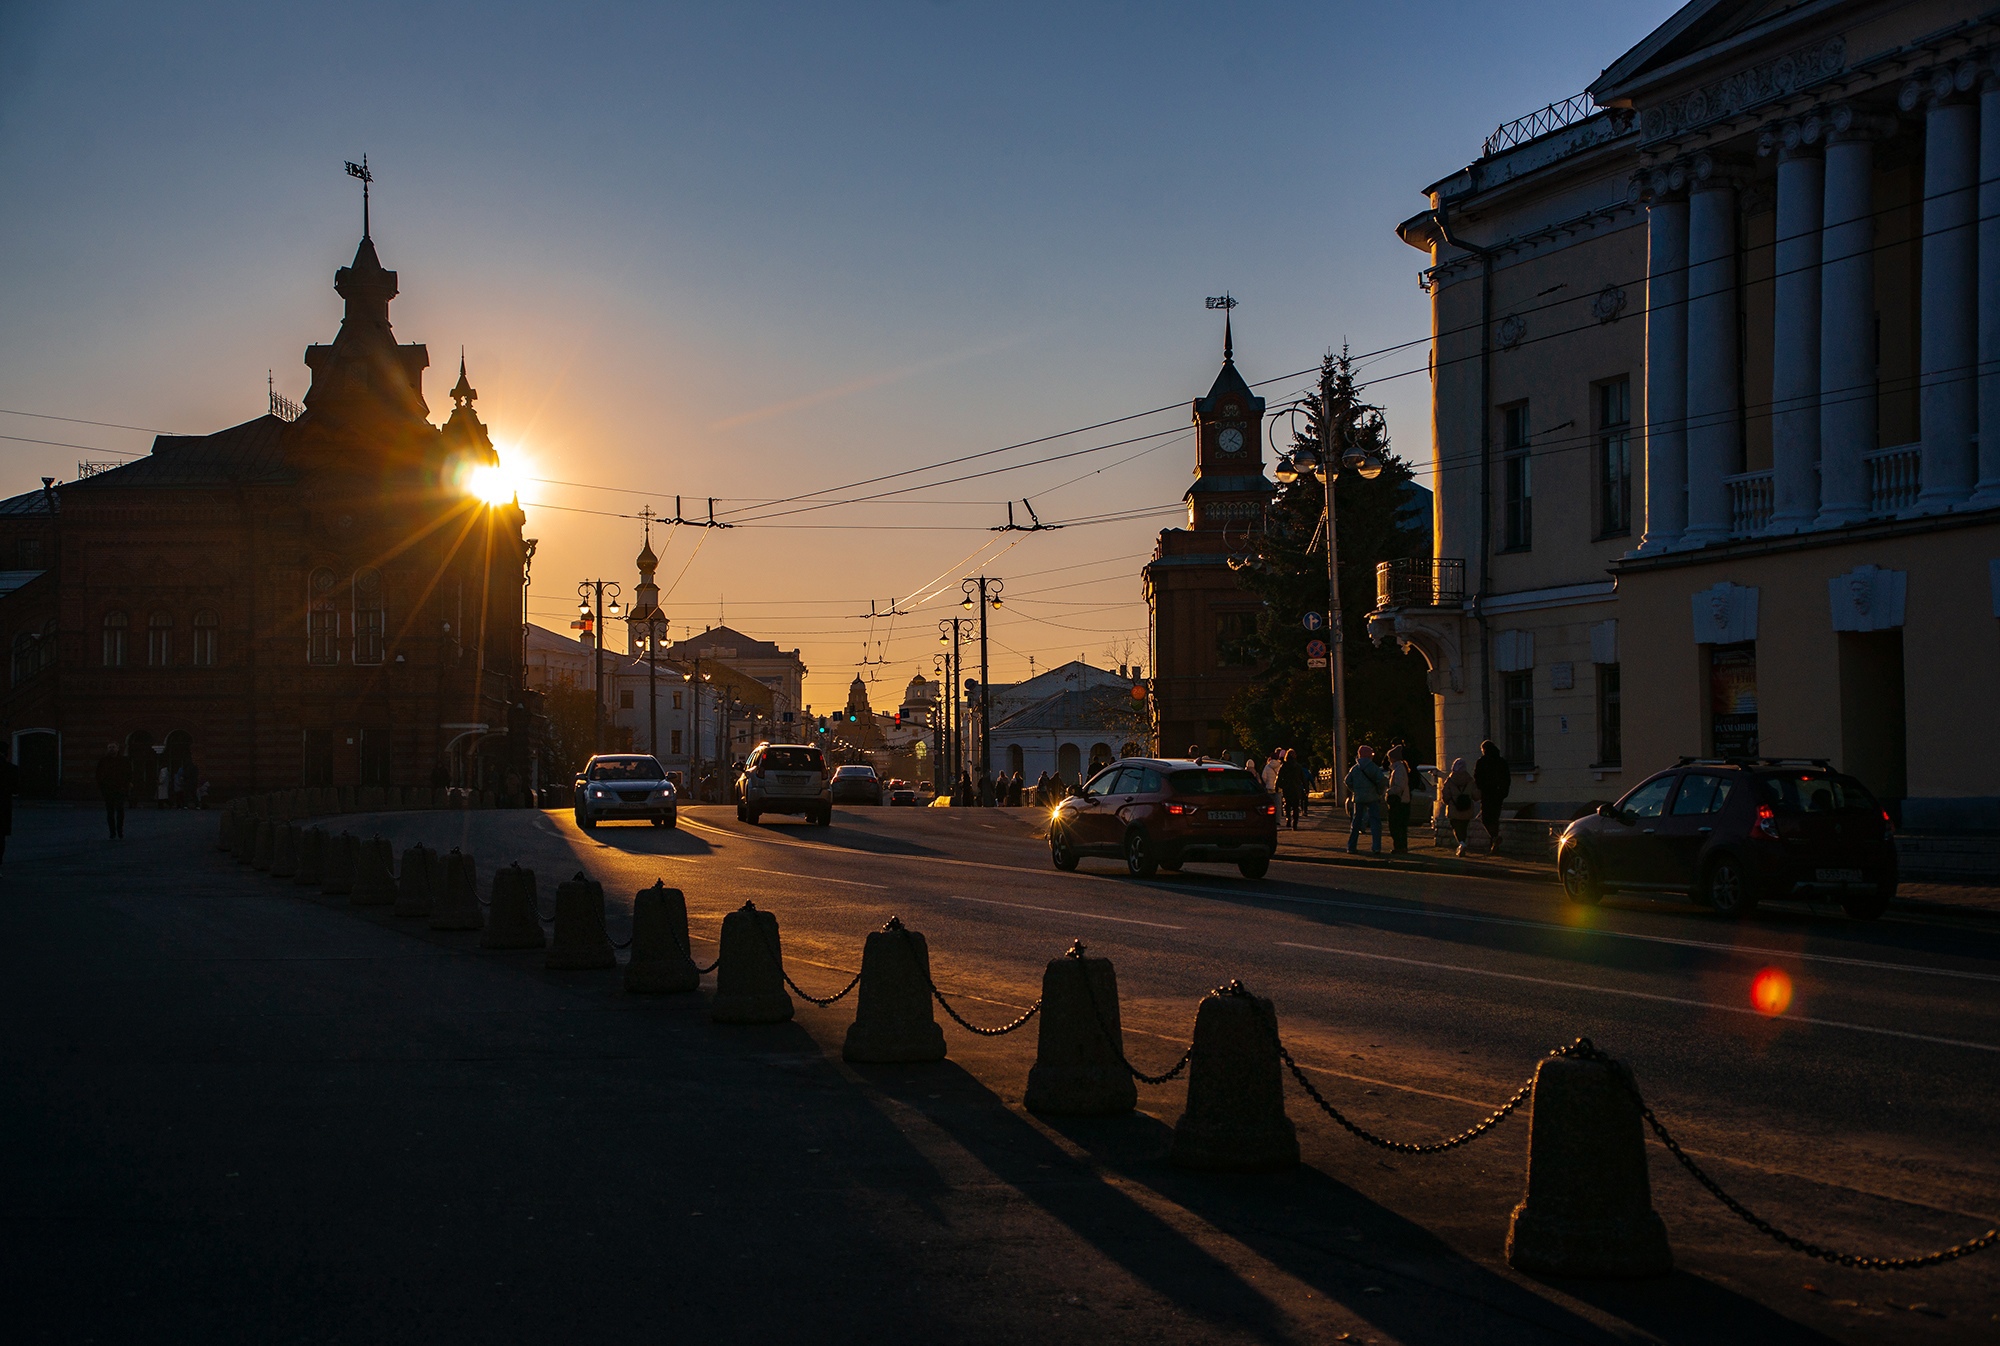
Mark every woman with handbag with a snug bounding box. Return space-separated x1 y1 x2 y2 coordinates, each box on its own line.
1443 757 1476 856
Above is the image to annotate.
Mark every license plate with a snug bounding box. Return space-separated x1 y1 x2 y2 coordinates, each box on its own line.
1208 810 1246 821
1816 868 1863 883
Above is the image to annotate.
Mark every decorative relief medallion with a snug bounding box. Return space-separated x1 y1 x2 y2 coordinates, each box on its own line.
1497 314 1527 349
1591 286 1627 324
1641 38 1845 143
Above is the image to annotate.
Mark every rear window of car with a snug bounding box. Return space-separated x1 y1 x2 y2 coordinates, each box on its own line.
833 765 876 778
1757 772 1876 813
1170 768 1265 796
588 757 665 781
761 748 823 771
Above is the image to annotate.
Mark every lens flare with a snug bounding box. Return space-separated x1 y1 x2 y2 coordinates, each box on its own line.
1750 966 1793 1017
466 458 521 506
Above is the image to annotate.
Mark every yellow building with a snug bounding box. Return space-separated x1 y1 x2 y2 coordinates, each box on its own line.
1377 0 2000 833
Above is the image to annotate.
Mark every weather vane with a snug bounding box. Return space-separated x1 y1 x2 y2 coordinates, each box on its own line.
344 155 373 239
1205 294 1236 310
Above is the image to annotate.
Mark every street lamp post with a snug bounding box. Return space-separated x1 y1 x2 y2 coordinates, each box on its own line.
1273 369 1383 809
575 580 624 755
960 577 1003 776
937 617 971 785
931 651 952 793
637 622 663 758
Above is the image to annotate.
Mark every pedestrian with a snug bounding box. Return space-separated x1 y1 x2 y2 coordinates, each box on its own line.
0 744 16 866
155 761 170 810
1344 744 1388 855
1007 772 1023 807
1260 752 1282 796
95 742 127 840
955 771 973 807
1443 757 1476 855
1033 770 1051 807
977 768 996 808
1474 739 1512 855
1187 744 1202 762
1385 746 1413 855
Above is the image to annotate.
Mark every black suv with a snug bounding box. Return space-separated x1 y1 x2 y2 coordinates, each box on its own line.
1556 759 1897 919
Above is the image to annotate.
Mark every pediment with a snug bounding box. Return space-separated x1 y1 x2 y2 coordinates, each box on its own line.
1591 0 1816 103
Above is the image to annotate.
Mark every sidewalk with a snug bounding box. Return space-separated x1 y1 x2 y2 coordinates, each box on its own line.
1271 801 2000 920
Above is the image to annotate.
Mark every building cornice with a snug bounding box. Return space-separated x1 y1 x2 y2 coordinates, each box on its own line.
1612 506 2000 574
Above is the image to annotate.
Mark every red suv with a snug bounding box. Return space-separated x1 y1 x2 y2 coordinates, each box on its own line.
1049 758 1280 879
1556 758 1898 919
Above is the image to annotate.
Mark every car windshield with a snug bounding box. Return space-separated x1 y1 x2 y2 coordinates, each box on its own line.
1169 768 1265 796
1758 772 1876 813
761 748 823 771
833 765 876 778
588 757 665 781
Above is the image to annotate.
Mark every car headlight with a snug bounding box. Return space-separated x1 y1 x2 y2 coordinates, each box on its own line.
590 788 607 799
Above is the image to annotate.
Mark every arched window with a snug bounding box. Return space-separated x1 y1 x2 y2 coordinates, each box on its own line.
1007 744 1024 776
102 611 128 668
308 569 338 664
353 569 384 665
192 611 218 667
147 611 174 667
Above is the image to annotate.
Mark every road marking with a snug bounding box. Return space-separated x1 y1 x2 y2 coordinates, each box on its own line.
1250 892 2000 984
1276 941 2000 1054
740 866 887 890
944 894 1182 930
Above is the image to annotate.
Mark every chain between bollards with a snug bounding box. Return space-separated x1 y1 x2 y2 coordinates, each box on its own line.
752 914 860 1007
1075 943 1195 1085
890 919 1039 1037
694 955 720 974
1547 1040 2000 1270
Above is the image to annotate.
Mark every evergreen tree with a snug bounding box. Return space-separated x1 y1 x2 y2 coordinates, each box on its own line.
1221 349 1434 769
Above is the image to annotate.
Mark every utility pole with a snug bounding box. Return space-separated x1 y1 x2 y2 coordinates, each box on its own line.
938 617 971 783
960 577 1003 775
576 580 623 755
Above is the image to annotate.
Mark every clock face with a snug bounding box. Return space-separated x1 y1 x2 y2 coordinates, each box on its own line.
1217 426 1245 455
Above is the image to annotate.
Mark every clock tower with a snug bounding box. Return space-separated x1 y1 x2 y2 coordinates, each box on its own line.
1141 316 1277 757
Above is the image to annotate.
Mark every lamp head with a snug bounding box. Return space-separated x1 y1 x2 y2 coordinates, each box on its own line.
1344 448 1385 479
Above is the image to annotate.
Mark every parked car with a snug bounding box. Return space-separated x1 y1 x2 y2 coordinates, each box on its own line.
830 764 884 806
573 754 678 830
1556 758 1897 919
1048 757 1279 879
735 743 832 825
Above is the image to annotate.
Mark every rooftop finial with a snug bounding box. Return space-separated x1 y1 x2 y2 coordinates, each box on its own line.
1206 293 1238 364
344 155 373 240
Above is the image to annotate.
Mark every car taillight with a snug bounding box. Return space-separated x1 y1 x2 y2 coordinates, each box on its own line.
1265 804 1278 817
1881 807 1895 841
1165 802 1190 815
1752 803 1779 841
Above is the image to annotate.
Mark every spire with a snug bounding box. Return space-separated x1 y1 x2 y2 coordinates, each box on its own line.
451 349 477 409
1223 310 1233 365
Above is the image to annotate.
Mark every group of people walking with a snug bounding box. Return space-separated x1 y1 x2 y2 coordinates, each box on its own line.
947 768 1078 808
1245 748 1309 829
1344 739 1512 857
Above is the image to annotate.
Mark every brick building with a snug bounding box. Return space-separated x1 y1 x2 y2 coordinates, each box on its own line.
0 226 532 799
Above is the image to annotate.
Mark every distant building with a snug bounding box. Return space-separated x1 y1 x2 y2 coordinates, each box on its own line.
1143 320 1275 757
0 226 530 798
985 660 1147 785
661 623 807 736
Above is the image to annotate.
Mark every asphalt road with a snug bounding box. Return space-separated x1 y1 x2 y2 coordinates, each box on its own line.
6 800 1995 1343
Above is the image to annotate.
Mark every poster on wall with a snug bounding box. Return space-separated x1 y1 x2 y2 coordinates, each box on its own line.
1709 641 1759 759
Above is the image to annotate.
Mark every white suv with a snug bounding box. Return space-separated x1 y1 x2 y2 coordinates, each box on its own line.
574 755 678 830
736 743 832 826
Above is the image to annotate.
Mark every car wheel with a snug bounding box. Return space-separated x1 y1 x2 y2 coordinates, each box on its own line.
576 810 596 831
1237 856 1270 880
1124 827 1158 878
1049 826 1079 872
1843 882 1892 921
814 807 832 827
746 807 761 826
1159 856 1184 872
1703 854 1759 918
1559 844 1603 905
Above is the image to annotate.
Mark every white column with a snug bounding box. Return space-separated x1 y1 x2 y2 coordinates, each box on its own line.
1683 161 1740 545
1768 123 1824 531
1637 178 1688 553
1975 75 2000 507
1908 78 1978 510
1817 115 1878 526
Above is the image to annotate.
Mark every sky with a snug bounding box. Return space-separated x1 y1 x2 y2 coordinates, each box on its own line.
0 0 1673 714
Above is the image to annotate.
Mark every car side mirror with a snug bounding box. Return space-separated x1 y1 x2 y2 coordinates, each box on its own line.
1596 803 1620 821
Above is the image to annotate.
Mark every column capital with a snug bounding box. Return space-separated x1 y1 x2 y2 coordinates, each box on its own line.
1689 152 1752 192
1628 161 1689 203
1824 102 1899 143
1899 62 1982 113
1757 116 1825 160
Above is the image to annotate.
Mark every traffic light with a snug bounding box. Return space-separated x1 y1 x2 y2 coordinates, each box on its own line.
816 717 827 734
894 711 902 727
847 712 857 723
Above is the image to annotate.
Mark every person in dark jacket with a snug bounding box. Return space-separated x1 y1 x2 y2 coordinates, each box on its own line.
0 745 16 865
976 769 996 808
95 743 127 840
1473 740 1511 855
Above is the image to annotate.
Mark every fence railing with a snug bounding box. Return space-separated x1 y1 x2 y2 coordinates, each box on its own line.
1376 557 1466 610
1725 470 1774 536
1483 92 1595 158
1865 443 1920 515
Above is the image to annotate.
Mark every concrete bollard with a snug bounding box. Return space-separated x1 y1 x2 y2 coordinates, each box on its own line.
1025 943 1136 1116
216 808 234 851
481 863 545 950
270 824 300 878
252 820 276 871
1168 982 1299 1171
1505 1051 1673 1278
546 872 616 970
230 811 256 862
295 827 327 887
350 836 396 906
623 881 700 994
393 843 436 918
429 849 481 930
843 917 946 1063
320 833 358 896
709 901 794 1024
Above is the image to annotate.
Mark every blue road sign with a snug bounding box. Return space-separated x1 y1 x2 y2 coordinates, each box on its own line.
1301 611 1325 631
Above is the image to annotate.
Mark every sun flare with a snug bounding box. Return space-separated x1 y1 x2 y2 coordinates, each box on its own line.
466 453 524 506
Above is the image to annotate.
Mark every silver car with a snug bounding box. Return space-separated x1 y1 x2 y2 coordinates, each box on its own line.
574 755 678 830
736 742 832 826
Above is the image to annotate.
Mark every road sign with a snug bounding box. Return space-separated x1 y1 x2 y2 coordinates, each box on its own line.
1301 611 1325 632
1305 639 1328 659
1307 657 1328 669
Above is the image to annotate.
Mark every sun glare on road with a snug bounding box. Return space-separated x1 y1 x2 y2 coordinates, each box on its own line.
1750 966 1794 1017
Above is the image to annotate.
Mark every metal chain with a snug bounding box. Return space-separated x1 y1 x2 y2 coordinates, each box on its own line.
1542 1041 2000 1270
1272 1032 1560 1155
750 910 861 1007
1076 945 1195 1085
891 921 1040 1036
695 955 720 974
609 930 633 951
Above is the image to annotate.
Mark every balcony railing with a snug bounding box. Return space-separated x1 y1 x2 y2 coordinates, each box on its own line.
1376 557 1466 610
1725 469 1773 536
1482 93 1594 157
1865 443 1920 515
